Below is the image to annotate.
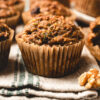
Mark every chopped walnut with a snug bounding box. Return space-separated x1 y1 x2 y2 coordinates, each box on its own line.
78 72 88 86
78 68 100 89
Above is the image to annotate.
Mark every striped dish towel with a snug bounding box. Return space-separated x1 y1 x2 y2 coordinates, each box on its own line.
0 44 99 100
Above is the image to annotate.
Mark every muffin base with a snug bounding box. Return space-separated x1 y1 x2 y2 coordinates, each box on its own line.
0 28 14 69
16 34 84 77
75 0 100 17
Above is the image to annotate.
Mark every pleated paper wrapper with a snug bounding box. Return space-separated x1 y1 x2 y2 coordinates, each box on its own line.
0 28 14 69
16 34 84 77
75 0 100 17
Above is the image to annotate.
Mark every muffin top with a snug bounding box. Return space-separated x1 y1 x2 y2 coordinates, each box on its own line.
0 24 10 41
0 7 17 18
30 0 71 18
88 17 100 46
20 15 84 46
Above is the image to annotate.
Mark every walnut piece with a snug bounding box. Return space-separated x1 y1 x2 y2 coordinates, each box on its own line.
78 68 100 89
78 72 88 86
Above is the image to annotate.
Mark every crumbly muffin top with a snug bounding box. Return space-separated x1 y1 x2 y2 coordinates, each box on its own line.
20 15 84 46
0 7 17 18
0 24 10 41
30 0 71 17
89 17 100 46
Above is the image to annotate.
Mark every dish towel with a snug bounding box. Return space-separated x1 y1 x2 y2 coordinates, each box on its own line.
0 44 100 100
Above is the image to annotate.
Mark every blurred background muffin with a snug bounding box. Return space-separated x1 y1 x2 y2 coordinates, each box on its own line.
0 0 25 13
22 0 76 24
0 6 20 27
74 0 100 17
30 0 70 8
86 17 100 60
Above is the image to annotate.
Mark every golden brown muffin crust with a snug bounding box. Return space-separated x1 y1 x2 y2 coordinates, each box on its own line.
20 15 84 45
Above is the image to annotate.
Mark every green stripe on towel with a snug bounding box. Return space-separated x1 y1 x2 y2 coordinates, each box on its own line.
11 53 19 88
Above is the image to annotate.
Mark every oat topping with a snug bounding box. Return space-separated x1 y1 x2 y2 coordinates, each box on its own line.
78 68 100 89
20 15 84 45
0 24 10 41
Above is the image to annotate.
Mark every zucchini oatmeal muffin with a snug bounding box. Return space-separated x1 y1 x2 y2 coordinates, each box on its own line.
16 15 84 77
86 17 100 61
22 0 75 24
75 0 100 17
0 24 14 69
0 0 25 13
0 6 20 27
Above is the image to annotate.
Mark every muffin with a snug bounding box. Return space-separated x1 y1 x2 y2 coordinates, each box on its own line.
0 6 20 27
22 0 75 24
86 17 100 61
0 0 25 13
75 0 100 17
30 0 70 7
16 15 84 77
0 24 14 69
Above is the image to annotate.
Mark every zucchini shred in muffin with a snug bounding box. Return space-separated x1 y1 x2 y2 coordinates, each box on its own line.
0 6 20 27
0 24 14 69
22 0 75 24
86 17 100 61
16 15 84 77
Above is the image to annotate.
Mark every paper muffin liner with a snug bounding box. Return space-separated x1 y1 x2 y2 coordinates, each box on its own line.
0 28 14 69
16 34 84 77
75 0 100 17
0 12 20 28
